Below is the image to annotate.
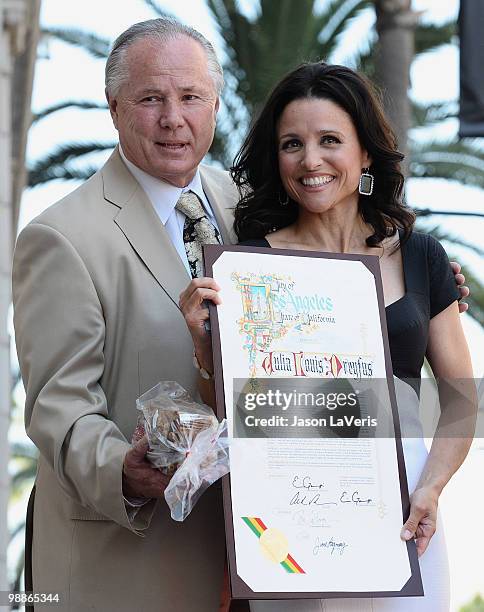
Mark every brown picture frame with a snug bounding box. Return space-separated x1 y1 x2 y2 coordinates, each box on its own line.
204 244 423 600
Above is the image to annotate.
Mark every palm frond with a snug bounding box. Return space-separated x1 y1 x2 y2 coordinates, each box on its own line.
33 101 108 124
143 0 175 18
11 368 21 389
412 100 458 127
410 140 484 188
415 208 484 222
459 594 484 612
422 226 484 258
10 466 37 490
28 142 115 187
255 0 322 93
9 545 26 603
207 0 259 106
42 27 111 58
353 41 377 78
316 0 372 59
9 522 26 543
29 165 102 187
10 442 38 461
209 0 372 113
209 127 235 168
207 0 377 123
414 21 456 57
28 149 100 184
206 0 239 35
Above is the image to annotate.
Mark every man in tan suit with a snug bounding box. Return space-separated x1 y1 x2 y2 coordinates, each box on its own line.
13 18 241 612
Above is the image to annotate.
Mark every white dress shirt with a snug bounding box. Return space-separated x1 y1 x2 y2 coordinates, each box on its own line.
119 145 221 277
118 146 222 510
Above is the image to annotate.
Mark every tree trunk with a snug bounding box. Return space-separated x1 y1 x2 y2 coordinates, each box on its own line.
0 4 13 590
374 0 420 175
0 0 40 591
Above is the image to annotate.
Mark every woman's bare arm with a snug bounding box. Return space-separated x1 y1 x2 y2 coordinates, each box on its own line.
401 301 477 556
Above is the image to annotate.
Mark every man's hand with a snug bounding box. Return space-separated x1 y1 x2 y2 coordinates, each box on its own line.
450 261 470 313
179 277 221 373
122 436 171 499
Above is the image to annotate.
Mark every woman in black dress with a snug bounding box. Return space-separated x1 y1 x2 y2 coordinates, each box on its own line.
180 63 475 611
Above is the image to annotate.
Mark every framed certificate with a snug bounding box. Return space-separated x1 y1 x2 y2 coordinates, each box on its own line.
204 244 423 600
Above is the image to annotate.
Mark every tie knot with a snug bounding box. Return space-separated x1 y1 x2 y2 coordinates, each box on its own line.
175 190 206 221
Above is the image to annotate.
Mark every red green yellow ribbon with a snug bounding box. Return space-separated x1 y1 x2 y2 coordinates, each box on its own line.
242 516 305 574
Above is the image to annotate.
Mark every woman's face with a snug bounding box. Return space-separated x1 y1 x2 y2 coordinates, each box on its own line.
277 97 371 215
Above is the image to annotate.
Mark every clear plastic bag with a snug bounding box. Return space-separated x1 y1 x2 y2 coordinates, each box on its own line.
133 381 229 521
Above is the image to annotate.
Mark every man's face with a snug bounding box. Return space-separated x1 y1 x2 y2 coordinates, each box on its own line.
108 35 219 187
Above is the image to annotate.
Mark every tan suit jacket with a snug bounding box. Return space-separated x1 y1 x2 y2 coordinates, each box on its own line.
12 149 239 611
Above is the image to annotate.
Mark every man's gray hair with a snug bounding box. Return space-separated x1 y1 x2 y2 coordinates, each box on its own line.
105 18 224 97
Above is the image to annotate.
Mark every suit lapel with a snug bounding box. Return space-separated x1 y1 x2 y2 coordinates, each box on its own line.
200 166 238 246
102 149 190 308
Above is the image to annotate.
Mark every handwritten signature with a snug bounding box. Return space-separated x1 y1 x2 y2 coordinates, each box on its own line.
290 476 372 509
313 536 348 556
340 490 373 507
290 491 337 507
292 475 326 491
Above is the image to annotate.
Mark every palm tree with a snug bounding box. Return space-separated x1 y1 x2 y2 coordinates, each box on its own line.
372 0 484 327
206 0 377 164
33 0 484 185
29 0 484 325
460 594 484 612
201 0 484 325
374 0 416 168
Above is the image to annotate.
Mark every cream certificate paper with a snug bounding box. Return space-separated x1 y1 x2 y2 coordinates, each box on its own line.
207 246 421 598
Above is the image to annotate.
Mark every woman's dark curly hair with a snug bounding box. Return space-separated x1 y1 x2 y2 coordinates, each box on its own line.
231 62 415 247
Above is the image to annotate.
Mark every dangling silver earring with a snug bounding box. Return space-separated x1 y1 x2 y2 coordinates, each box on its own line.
359 168 374 196
278 190 289 206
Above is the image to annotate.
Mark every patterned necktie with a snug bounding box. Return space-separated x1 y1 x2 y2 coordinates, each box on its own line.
175 190 221 278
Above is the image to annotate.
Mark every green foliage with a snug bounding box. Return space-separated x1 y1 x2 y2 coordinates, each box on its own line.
206 0 373 162
28 0 483 325
460 594 484 612
206 0 371 112
28 142 115 187
414 20 456 56
9 441 37 501
412 100 458 127
141 0 174 18
32 0 476 191
421 225 484 258
410 140 484 188
32 101 108 124
42 27 111 59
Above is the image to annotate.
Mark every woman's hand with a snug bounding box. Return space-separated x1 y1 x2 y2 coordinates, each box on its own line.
401 485 439 557
179 277 221 373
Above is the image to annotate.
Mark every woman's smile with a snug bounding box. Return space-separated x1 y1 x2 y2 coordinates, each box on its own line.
300 174 336 189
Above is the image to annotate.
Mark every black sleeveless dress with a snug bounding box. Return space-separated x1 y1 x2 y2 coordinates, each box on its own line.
239 231 459 393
